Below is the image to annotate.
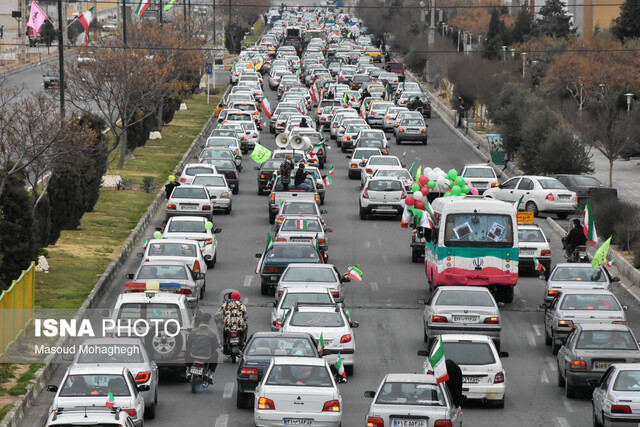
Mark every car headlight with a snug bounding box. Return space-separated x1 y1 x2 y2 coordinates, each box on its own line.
220 192 230 199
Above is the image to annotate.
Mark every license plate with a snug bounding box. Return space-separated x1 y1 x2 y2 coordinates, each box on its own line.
473 183 487 188
453 315 478 323
594 362 611 370
230 338 239 344
291 238 311 242
284 419 313 425
519 250 534 256
408 129 420 133
558 195 571 200
181 205 198 210
190 367 203 375
392 419 426 427
463 376 481 384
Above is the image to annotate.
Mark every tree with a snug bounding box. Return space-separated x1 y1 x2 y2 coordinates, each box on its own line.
483 8 503 60
612 0 640 42
511 4 533 43
48 167 84 244
40 20 56 53
76 113 108 213
488 83 535 158
533 0 576 39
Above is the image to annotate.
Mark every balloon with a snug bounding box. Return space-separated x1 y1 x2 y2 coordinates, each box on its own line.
452 185 462 196
205 221 213 230
436 177 448 188
420 186 430 196
455 176 465 186
448 179 455 188
411 183 420 192
415 200 425 210
469 186 479 195
418 175 428 186
443 192 451 197
427 180 436 189
448 169 458 179
405 196 415 206
153 231 162 239
413 191 424 201
424 167 433 175
462 185 470 194
427 171 437 181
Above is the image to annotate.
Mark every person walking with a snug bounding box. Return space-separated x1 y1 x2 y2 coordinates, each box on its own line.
457 97 465 128
165 175 180 199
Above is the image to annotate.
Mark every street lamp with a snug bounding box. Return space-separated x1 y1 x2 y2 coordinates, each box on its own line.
521 52 527 79
501 45 507 62
625 93 634 112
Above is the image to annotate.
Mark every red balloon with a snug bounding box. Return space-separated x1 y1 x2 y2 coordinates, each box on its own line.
405 196 415 206
418 175 428 186
420 186 430 196
415 200 425 210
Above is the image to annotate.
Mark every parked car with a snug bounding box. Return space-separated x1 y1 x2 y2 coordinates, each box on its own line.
549 174 617 201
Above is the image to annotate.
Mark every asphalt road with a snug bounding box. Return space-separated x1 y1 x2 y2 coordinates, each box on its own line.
19 71 640 427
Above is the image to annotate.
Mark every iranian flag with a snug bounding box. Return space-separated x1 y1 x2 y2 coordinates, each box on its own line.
105 391 115 408
136 0 150 16
347 265 363 282
428 336 449 384
359 102 366 119
605 259 615 268
261 97 272 119
583 203 598 245
322 176 332 186
533 257 545 272
513 195 524 212
78 7 93 46
400 206 410 228
328 164 334 175
296 219 308 229
335 353 346 378
317 332 325 353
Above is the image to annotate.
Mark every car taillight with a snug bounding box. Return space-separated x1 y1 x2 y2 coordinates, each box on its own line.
263 266 279 273
611 404 632 414
276 238 287 242
483 317 499 324
258 397 275 410
344 136 350 140
318 239 326 244
202 205 211 210
315 194 319 202
558 320 574 328
278 290 283 297
350 164 356 168
253 133 258 137
340 334 352 343
317 109 322 114
366 417 384 427
331 291 340 298
547 289 558 297
362 189 369 199
365 168 373 174
431 315 448 323
192 260 201 273
226 173 238 179
179 177 186 182
179 289 192 295
322 400 340 412
260 174 268 179
434 421 453 427
612 321 627 325
277 216 285 224
421 129 427 133
135 371 151 383
493 371 505 384
167 204 176 209
204 238 213 245
270 193 275 202
123 409 137 418
546 193 555 201
398 129 404 133
541 250 551 256
570 360 586 370
381 149 388 155
240 367 259 377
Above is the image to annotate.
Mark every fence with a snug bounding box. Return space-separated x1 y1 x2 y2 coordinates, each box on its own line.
0 261 36 359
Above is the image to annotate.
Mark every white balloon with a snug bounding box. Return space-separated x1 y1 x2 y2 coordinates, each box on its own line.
427 171 437 181
434 167 442 174
424 167 433 175
413 191 425 201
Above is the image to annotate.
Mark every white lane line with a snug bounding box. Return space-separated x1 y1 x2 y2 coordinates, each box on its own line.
540 370 549 383
215 414 229 427
561 396 574 413
376 238 382 246
532 324 542 337
364 241 371 248
371 281 379 292
554 417 570 427
382 255 388 264
547 357 557 372
526 331 536 347
223 382 234 399
243 275 253 287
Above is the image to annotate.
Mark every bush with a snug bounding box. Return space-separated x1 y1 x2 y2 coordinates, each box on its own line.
142 177 156 193
591 196 638 248
48 168 84 244
162 98 182 125
77 113 108 213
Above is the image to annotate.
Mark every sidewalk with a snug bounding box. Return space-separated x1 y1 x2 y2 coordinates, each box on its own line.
0 37 58 76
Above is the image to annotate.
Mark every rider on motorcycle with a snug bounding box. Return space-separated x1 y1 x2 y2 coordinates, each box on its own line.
215 292 248 354
563 218 587 259
185 312 219 382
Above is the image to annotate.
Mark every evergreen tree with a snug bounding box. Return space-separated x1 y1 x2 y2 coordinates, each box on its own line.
33 194 51 248
534 0 576 39
512 4 533 43
483 8 504 60
48 168 84 244
612 0 640 42
77 113 108 213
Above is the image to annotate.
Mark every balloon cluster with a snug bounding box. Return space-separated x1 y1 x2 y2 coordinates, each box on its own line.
405 167 478 211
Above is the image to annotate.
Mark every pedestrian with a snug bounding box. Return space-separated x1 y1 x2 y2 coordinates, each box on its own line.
165 175 180 199
300 117 310 128
457 97 465 128
445 359 463 407
1 25 4 40
280 155 294 191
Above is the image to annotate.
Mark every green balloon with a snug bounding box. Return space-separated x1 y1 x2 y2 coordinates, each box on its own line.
427 180 436 189
462 185 470 194
205 221 213 230
448 169 458 179
443 192 452 197
411 183 420 192
455 176 465 186
452 185 462 196
153 231 162 239
448 179 455 188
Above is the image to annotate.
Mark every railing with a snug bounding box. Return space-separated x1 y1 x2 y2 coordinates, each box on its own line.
0 261 36 359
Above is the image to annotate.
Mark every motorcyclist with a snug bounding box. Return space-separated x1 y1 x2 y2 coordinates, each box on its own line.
185 312 219 383
215 292 248 354
563 218 587 259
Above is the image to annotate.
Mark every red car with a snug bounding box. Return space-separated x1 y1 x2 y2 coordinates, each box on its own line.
384 61 405 82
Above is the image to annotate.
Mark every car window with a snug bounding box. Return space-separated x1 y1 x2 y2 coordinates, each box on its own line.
281 203 318 215
281 292 334 310
375 382 445 406
280 218 322 232
167 220 205 233
59 374 131 397
117 303 182 322
184 167 215 176
435 290 495 307
517 178 534 190
137 264 188 280
353 150 380 159
559 294 621 311
76 344 145 363
247 337 315 356
204 159 235 169
573 176 602 186
148 242 198 257
367 180 403 192
550 266 607 282
266 364 333 387
576 331 638 350
282 267 336 282
441 342 496 365
192 176 226 187
518 229 545 243
369 158 399 166
501 178 519 190
170 187 208 199
265 245 320 261
613 371 640 391
444 213 513 247
463 167 496 178
289 311 345 327
538 178 567 190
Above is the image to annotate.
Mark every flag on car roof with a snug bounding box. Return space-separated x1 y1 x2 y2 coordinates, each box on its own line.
583 203 598 245
335 353 346 378
106 391 115 408
317 332 325 353
77 7 93 46
592 236 612 271
427 336 449 384
347 265 363 282
261 97 272 119
604 259 615 268
328 164 334 175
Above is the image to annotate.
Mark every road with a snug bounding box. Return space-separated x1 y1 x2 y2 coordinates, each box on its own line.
19 71 640 427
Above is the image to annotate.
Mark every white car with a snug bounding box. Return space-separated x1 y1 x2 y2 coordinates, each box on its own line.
280 304 358 375
269 287 336 330
370 167 413 190
359 177 406 219
330 111 358 139
162 216 221 267
517 224 551 276
359 155 403 186
138 238 207 275
483 175 578 219
166 185 215 222
276 263 348 302
382 106 409 131
191 174 233 213
461 164 500 194
253 357 343 427
126 260 205 306
46 406 135 427
592 364 640 427
177 163 217 184
425 334 507 407
347 147 382 179
337 120 368 149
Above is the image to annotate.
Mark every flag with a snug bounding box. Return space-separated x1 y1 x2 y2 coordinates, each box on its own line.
344 306 351 320
296 219 308 229
415 165 422 180
315 232 321 255
255 56 264 71
27 1 47 32
335 353 346 378
513 195 524 212
78 7 93 46
323 176 332 185
319 124 325 133
250 142 272 164
359 102 366 119
328 164 335 175
409 207 433 230
592 236 612 271
163 0 177 10
255 233 272 274
428 336 449 384
136 0 150 16
317 332 325 353
408 161 417 176
261 97 272 119
296 68 301 78
400 206 410 228
232 62 236 73
402 151 406 159
583 203 598 245
347 265 363 282
343 91 348 104
605 259 615 268
533 257 545 271
106 390 115 408
275 310 286 328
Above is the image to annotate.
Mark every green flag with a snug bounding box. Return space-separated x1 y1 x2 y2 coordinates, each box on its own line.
415 165 422 180
162 0 176 11
592 236 612 270
250 142 272 164
317 332 325 353
408 161 417 176
343 91 348 104
514 195 524 212
315 232 321 255
264 232 272 253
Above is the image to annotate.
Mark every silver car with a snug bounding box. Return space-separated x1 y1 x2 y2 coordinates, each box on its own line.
544 263 619 303
544 290 628 355
269 287 336 330
364 373 463 427
126 260 206 307
395 117 428 145
592 364 640 426
275 215 331 259
138 238 207 275
347 147 382 179
557 324 640 398
461 164 500 194
276 263 348 302
419 286 502 350
359 177 406 220
166 185 215 222
177 163 217 184
191 174 233 213
359 155 403 187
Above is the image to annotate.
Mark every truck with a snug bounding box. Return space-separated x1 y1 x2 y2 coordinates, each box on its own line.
267 172 320 224
286 27 302 40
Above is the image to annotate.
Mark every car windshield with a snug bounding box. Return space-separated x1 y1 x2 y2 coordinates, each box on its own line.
147 242 198 257
246 337 316 357
273 152 305 162
442 342 496 365
369 158 399 166
281 218 322 232
205 159 235 170
359 139 383 148
613 371 640 391
117 303 182 321
573 176 603 186
367 180 403 192
576 331 638 350
518 229 546 243
265 245 320 262
353 150 380 159
59 374 130 397
463 167 496 178
226 114 252 121
387 63 404 71
281 203 318 215
444 213 514 248
167 220 205 233
289 311 345 327
137 264 188 280
435 290 495 307
192 176 226 187
375 382 445 406
550 266 607 282
559 294 621 310
538 178 567 190
207 138 237 147
282 267 336 282
377 170 411 180
203 150 233 159
266 365 333 387
76 344 145 363
262 159 283 169
184 167 215 176
402 119 425 126
170 187 208 199
281 292 334 310
210 131 236 139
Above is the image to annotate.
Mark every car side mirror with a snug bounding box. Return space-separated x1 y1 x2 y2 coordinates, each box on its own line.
265 301 275 307
316 183 322 189
176 172 181 177
256 253 262 258
613 277 620 282
321 210 327 214
214 228 222 234
137 385 151 392
417 350 429 357
417 299 427 305
194 272 206 280
539 302 549 309
47 385 59 392
623 305 629 311
497 302 505 308
336 376 348 384
136 252 144 258
539 274 546 280
499 351 509 358
350 320 359 328
364 390 375 398
325 228 333 233
126 273 134 279
254 166 261 170
345 155 351 158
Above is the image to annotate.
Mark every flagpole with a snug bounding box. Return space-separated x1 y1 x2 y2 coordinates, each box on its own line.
56 0 65 118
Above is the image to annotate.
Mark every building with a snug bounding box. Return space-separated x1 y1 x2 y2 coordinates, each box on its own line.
529 0 620 39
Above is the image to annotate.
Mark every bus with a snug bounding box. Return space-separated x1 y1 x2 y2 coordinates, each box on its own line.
424 196 519 303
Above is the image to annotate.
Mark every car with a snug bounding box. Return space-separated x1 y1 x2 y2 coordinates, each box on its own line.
364 373 463 427
382 106 409 131
483 175 578 219
69 338 159 418
557 324 640 398
275 263 348 302
253 357 343 427
395 117 428 144
359 155 403 187
204 135 242 153
238 121 262 152
517 224 552 276
166 185 216 222
406 94 432 118
544 290 628 355
337 119 368 149
275 215 331 257
370 167 413 191
280 304 357 375
461 164 500 194
543 263 619 303
592 363 640 426
394 81 421 99
43 68 61 89
269 287 336 330
47 366 146 426
347 147 382 179
329 111 358 139
359 177 406 219
318 106 336 126
46 406 135 426
138 238 207 275
353 129 389 154
236 332 321 408
304 165 327 204
274 200 327 228
125 260 205 306
550 174 617 201
200 159 240 195
419 286 502 349
161 216 222 268
255 158 284 195
384 61 406 81
190 173 233 213
176 163 217 184
199 146 242 171
255 242 323 295
425 334 508 407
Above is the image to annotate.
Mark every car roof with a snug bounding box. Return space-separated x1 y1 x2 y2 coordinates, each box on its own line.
137 260 188 267
435 286 493 293
67 365 129 375
166 216 207 223
117 292 186 304
272 356 326 366
517 224 542 230
285 263 334 268
283 286 333 294
557 289 615 295
576 323 631 331
250 331 315 340
439 334 494 343
281 215 321 221
384 373 438 383
554 263 600 269
146 238 199 246
464 164 494 169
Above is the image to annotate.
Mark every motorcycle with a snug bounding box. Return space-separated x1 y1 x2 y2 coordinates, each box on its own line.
223 330 246 364
564 244 589 263
189 361 213 394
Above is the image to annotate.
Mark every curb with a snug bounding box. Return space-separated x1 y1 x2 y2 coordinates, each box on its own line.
1 55 57 78
0 88 228 427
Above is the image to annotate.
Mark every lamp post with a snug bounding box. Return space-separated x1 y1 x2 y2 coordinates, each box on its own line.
521 52 527 79
625 93 634 113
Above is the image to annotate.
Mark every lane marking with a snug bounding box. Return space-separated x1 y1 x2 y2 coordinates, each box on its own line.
382 255 388 264
540 370 549 383
561 396 574 413
244 297 249 304
215 414 229 427
532 324 542 337
376 238 382 246
526 331 536 347
243 275 253 287
554 417 570 427
223 382 234 399
371 281 379 292
364 241 371 248
547 357 557 372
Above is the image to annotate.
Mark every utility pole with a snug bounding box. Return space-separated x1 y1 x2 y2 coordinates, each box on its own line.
213 0 217 46
183 0 187 25
428 0 435 47
122 0 127 46
159 0 163 24
57 0 65 118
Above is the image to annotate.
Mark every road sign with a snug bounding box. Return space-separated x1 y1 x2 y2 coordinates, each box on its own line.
205 63 212 75
517 212 534 224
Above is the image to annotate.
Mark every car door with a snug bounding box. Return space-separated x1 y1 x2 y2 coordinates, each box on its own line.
558 328 577 375
593 366 615 419
545 295 559 337
495 177 520 202
515 177 535 205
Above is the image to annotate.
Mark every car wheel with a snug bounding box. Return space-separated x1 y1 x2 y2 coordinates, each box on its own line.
320 195 325 205
423 326 429 343
557 365 565 387
565 376 577 398
261 281 269 296
501 286 514 303
411 248 420 263
396 138 402 145
206 256 214 268
319 161 325 169
336 139 342 147
258 187 264 195
494 395 505 409
341 145 346 153
526 201 539 217
592 407 603 427
345 365 354 376
236 390 251 409
348 171 355 179
226 203 232 214
145 328 183 361
551 333 561 355
545 328 552 346
557 213 569 219
269 211 276 224
232 186 239 195
422 139 427 145
359 206 368 220
145 402 156 419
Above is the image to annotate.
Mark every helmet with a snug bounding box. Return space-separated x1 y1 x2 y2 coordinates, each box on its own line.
230 291 241 301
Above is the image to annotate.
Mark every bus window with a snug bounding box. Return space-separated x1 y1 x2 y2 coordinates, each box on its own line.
444 213 513 247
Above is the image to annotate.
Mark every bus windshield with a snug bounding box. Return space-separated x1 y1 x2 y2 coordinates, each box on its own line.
444 213 514 248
